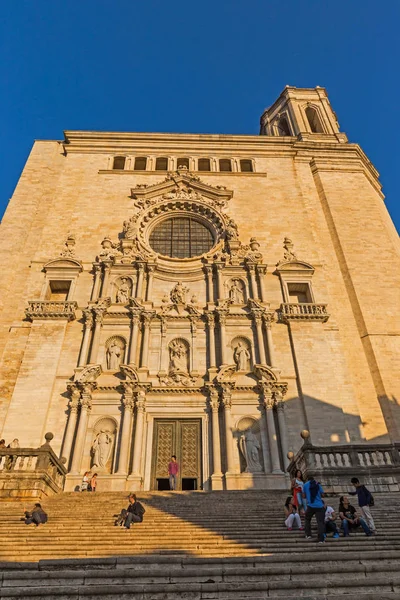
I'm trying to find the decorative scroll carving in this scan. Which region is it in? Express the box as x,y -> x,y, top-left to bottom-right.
75,364 -> 102,384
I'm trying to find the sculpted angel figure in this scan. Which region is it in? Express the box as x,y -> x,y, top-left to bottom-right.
92,430 -> 113,469
225,218 -> 239,240
169,340 -> 189,374
170,281 -> 189,304
106,340 -> 122,370
116,278 -> 131,304
122,214 -> 138,239
233,341 -> 251,371
240,430 -> 262,473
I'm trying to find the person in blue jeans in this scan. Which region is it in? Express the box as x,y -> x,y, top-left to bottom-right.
339,495 -> 371,536
303,475 -> 326,543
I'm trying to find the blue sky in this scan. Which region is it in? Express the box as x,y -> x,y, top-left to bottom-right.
1,0 -> 399,232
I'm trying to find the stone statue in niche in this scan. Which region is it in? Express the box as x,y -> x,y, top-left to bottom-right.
170,282 -> 189,304
240,430 -> 262,473
106,340 -> 123,370
228,279 -> 244,304
92,430 -> 113,470
233,341 -> 251,371
116,277 -> 131,304
169,340 -> 189,374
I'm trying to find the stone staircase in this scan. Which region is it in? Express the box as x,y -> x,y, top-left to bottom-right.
0,490 -> 399,598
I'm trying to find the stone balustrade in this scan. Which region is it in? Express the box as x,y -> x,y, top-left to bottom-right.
25,300 -> 78,320
287,432 -> 400,492
279,302 -> 329,322
0,433 -> 67,498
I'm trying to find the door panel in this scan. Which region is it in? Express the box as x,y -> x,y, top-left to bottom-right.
151,419 -> 201,490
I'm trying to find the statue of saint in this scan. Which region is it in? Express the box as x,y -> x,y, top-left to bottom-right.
169,340 -> 189,373
228,279 -> 244,304
233,342 -> 250,371
116,278 -> 131,303
106,340 -> 122,370
240,430 -> 262,473
170,281 -> 189,304
92,430 -> 113,469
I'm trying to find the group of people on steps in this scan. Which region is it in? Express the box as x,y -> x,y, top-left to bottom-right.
286,470 -> 376,543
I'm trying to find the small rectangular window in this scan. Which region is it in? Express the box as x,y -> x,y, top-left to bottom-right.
177,158 -> 189,169
46,280 -> 71,301
134,157 -> 147,171
219,159 -> 232,172
198,158 -> 211,171
113,156 -> 126,170
240,160 -> 253,172
156,157 -> 168,170
287,283 -> 311,303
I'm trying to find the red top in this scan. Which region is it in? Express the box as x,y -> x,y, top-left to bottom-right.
168,461 -> 179,475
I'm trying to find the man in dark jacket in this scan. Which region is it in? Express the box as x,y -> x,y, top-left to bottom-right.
349,477 -> 376,534
23,503 -> 48,526
124,494 -> 145,530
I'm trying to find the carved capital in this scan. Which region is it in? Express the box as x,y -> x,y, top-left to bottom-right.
67,384 -> 80,414
147,264 -> 156,274
142,311 -> 155,327
217,309 -> 228,326
205,312 -> 215,327
263,311 -> 275,329
264,396 -> 275,410
122,389 -> 135,411
252,310 -> 263,324
93,263 -> 102,275
203,265 -> 213,275
258,380 -> 272,399
214,262 -> 224,272
137,262 -> 146,272
256,265 -> 267,275
82,308 -> 94,327
93,307 -> 106,324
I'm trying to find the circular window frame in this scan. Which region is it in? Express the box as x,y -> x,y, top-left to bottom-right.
137,199 -> 225,263
149,215 -> 215,260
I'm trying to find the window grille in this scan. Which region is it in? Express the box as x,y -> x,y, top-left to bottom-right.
149,217 -> 214,258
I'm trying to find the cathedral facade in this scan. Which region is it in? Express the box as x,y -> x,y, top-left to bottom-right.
0,86 -> 399,492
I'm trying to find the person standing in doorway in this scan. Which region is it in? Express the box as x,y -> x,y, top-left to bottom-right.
168,455 -> 179,490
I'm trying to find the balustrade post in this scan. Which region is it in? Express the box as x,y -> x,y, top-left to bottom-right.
206,313 -> 216,368
62,384 -> 80,467
91,264 -> 102,301
70,383 -> 95,474
116,383 -> 135,475
78,309 -> 94,367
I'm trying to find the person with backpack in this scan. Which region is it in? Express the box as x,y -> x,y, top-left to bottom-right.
349,477 -> 376,534
123,493 -> 146,530
303,475 -> 326,544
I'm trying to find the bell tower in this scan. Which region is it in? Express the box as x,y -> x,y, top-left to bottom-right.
260,85 -> 348,143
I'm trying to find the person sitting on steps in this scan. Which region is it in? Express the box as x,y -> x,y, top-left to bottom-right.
324,503 -> 340,538
339,495 -> 372,537
117,493 -> 145,530
284,495 -> 303,531
23,503 -> 48,526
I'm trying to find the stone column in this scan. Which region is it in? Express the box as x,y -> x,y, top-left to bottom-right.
215,263 -> 224,300
146,264 -> 155,301
248,265 -> 259,300
253,312 -> 267,365
140,312 -> 153,369
159,317 -> 168,372
258,401 -> 272,473
62,384 -> 80,467
256,265 -> 267,303
209,388 -> 223,481
190,317 -> 199,373
78,309 -> 93,367
263,312 -> 276,368
100,261 -> 112,298
204,266 -> 214,303
88,308 -> 105,364
70,384 -> 94,474
206,313 -> 216,368
221,385 -> 235,474
275,391 -> 289,469
136,263 -> 145,299
130,388 -> 146,485
261,385 -> 282,474
128,311 -> 141,365
91,264 -> 102,301
217,310 -> 228,365
116,383 -> 135,475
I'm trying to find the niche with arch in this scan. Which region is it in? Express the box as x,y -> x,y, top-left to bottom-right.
105,335 -> 127,371
113,276 -> 134,304
226,277 -> 247,304
90,417 -> 118,473
236,417 -> 263,473
168,337 -> 190,374
305,106 -> 324,133
231,336 -> 252,372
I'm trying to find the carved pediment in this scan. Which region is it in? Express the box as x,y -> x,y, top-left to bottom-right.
43,258 -> 83,272
75,364 -> 102,383
120,364 -> 139,382
275,260 -> 315,274
216,364 -> 237,382
131,171 -> 233,210
253,364 -> 278,383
